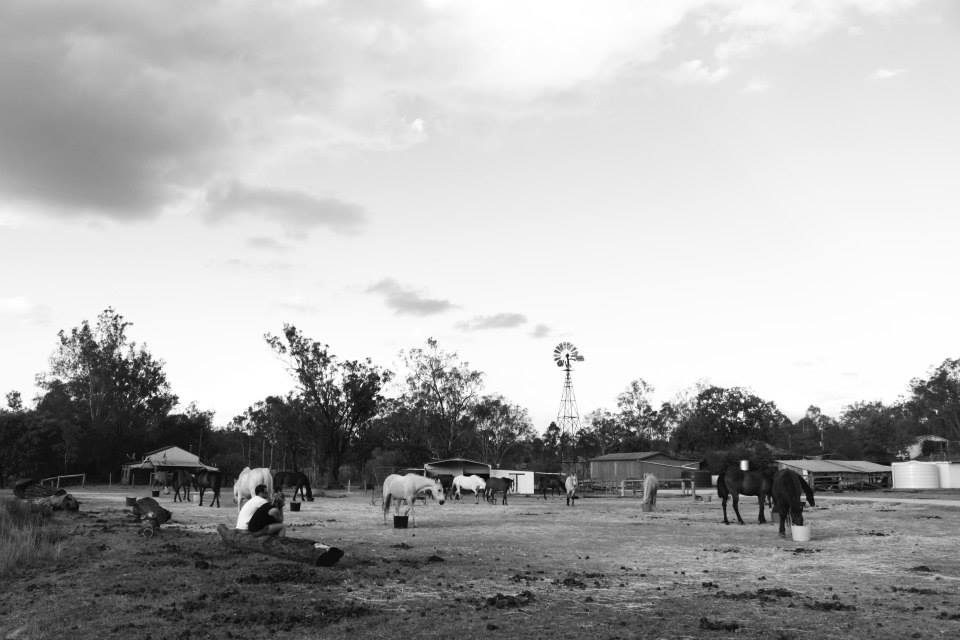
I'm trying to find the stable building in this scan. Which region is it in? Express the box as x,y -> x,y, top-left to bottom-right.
121,445 -> 218,485
776,459 -> 891,490
588,451 -> 699,486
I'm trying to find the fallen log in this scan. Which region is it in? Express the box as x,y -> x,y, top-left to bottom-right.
216,524 -> 343,567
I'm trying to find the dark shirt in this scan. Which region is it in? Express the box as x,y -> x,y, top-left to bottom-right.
247,502 -> 278,532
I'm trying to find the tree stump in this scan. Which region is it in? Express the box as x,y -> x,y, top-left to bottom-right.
216,524 -> 343,567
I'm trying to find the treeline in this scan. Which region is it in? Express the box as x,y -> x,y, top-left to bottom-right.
2,308 -> 959,487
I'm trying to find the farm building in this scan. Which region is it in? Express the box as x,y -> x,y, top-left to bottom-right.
121,445 -> 218,485
588,451 -> 699,487
776,459 -> 891,490
490,469 -> 536,495
423,458 -> 491,479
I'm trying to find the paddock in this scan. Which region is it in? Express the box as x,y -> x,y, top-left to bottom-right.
5,485 -> 960,640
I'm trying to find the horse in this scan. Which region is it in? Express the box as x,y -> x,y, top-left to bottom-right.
717,466 -> 774,525
538,474 -> 565,500
451,474 -> 486,503
234,467 -> 273,511
771,469 -> 816,537
382,473 -> 445,527
642,473 -> 658,509
274,470 -> 314,502
564,474 -> 578,506
193,469 -> 222,507
485,477 -> 514,505
171,470 -> 193,503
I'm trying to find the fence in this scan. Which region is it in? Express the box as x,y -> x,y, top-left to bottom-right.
39,473 -> 86,489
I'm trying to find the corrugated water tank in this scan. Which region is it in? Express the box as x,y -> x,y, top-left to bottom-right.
891,461 -> 940,489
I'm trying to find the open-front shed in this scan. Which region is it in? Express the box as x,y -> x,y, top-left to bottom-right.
776,459 -> 891,490
121,445 -> 218,485
588,451 -> 699,490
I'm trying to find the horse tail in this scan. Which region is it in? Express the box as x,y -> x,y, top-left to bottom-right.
798,475 -> 815,507
383,492 -> 392,519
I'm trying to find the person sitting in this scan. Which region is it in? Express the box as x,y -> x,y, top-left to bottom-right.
236,484 -> 285,537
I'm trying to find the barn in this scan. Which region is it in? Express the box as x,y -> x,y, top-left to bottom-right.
588,451 -> 699,488
121,445 -> 218,485
423,458 -> 491,479
776,459 -> 891,491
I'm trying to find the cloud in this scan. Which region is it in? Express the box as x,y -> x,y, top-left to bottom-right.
367,278 -> 456,316
667,59 -> 730,85
743,79 -> 771,93
205,181 -> 366,237
225,258 -> 294,272
0,296 -> 52,325
530,324 -> 551,338
457,313 -> 528,332
246,236 -> 290,252
869,67 -> 905,80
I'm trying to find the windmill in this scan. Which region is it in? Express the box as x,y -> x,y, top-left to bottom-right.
553,341 -> 584,439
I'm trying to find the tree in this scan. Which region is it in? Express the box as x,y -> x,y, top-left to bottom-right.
472,395 -> 535,467
839,401 -> 914,463
400,338 -> 484,459
908,358 -> 960,440
266,325 -> 391,486
39,308 -> 177,477
616,378 -> 662,442
671,386 -> 782,453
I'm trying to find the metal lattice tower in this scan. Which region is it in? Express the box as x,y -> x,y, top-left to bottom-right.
553,342 -> 584,437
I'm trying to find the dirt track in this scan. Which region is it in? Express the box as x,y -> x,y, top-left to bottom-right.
3,485 -> 960,639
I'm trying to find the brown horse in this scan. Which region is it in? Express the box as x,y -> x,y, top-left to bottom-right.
771,469 -> 816,537
193,469 -> 222,507
485,477 -> 514,505
717,466 -> 774,525
274,470 -> 313,502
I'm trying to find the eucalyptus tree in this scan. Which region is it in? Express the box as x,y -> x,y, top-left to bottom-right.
909,358 -> 960,441
472,394 -> 535,467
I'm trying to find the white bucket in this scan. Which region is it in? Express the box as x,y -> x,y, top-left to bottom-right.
740,460 -> 749,471
791,524 -> 811,542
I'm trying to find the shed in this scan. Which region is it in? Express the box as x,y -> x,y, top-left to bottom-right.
121,446 -> 218,485
490,469 -> 536,495
589,451 -> 699,485
776,459 -> 891,490
423,458 -> 492,479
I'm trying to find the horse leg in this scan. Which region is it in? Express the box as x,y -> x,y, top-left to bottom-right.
757,495 -> 766,524
731,494 -> 745,525
721,496 -> 730,525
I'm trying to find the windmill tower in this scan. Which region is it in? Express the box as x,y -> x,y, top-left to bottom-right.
553,341 -> 584,438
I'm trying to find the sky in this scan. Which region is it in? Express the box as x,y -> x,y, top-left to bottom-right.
1,0 -> 958,433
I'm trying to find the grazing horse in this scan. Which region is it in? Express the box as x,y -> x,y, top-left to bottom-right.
451,474 -> 487,503
233,466 -> 273,511
717,466 -> 774,525
538,474 -> 565,499
274,470 -> 314,502
193,469 -> 222,507
171,470 -> 193,503
486,477 -> 514,505
771,469 -> 816,537
564,474 -> 578,506
382,473 -> 445,527
642,473 -> 658,509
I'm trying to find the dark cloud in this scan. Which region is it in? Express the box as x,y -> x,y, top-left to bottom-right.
457,313 -> 528,331
367,278 -> 455,316
205,182 -> 366,237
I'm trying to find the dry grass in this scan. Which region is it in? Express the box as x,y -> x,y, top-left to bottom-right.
0,498 -> 65,578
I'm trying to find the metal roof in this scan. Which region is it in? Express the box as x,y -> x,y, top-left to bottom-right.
777,459 -> 891,473
590,451 -> 690,462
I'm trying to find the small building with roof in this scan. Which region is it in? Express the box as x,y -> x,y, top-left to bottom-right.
588,451 -> 699,485
776,459 -> 891,490
121,445 -> 218,485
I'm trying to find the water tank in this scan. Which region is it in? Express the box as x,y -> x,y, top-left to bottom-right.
891,461 -> 940,489
949,464 -> 960,490
933,462 -> 953,489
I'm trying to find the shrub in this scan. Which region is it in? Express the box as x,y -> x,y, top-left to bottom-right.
0,498 -> 66,578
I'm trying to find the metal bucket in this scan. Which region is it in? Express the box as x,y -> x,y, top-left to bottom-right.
151,490 -> 160,498
740,460 -> 750,471
290,502 -> 301,512
393,515 -> 409,529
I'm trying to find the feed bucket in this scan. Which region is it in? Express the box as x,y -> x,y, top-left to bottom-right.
290,502 -> 301,512
791,524 -> 811,542
125,497 -> 137,507
393,515 -> 409,529
151,490 -> 160,498
739,460 -> 750,471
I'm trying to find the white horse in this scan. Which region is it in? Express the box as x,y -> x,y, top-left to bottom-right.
642,473 -> 658,509
233,466 -> 273,511
565,473 -> 579,506
382,473 -> 445,527
451,474 -> 487,504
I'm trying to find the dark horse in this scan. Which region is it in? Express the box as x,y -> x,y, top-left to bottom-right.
485,477 -> 514,505
538,474 -> 565,500
771,469 -> 816,537
193,469 -> 222,507
717,466 -> 774,525
171,470 -> 193,503
274,470 -> 314,502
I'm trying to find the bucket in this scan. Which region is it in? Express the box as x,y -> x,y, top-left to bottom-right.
290,502 -> 301,512
739,460 -> 749,471
151,490 -> 160,498
125,497 -> 137,507
791,524 -> 811,542
393,515 -> 409,529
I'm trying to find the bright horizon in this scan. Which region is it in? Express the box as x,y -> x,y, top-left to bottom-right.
1,0 -> 958,432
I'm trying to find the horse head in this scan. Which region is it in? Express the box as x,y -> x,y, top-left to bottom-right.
431,479 -> 446,505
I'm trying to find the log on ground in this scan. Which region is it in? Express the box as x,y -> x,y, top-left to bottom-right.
216,524 -> 343,567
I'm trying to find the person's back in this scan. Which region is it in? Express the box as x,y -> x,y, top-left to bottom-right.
236,484 -> 270,530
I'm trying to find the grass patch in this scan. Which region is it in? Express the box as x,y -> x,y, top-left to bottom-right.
0,498 -> 67,578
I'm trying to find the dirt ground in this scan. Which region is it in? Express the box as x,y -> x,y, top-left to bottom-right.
2,484 -> 960,640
